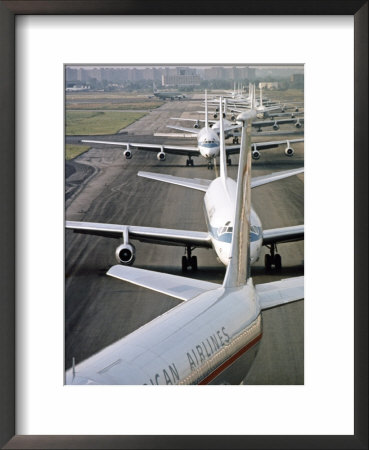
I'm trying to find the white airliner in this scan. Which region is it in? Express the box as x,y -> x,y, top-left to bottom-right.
81,91 -> 220,168
67,99 -> 304,273
65,100 -> 304,385
81,90 -> 303,166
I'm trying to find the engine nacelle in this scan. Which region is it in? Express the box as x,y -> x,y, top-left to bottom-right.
231,115 -> 236,121
252,150 -> 260,160
273,122 -> 280,131
115,243 -> 136,265
123,149 -> 132,159
285,147 -> 294,157
295,121 -> 302,128
213,113 -> 218,119
193,121 -> 199,129
157,151 -> 166,161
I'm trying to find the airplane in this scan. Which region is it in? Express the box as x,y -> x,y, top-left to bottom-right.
81,90 -> 302,167
67,98 -> 304,273
152,81 -> 186,100
169,114 -> 304,139
65,100 -> 304,385
171,89 -> 304,138
81,91 -> 220,168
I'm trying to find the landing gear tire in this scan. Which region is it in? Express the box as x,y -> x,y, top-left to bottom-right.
265,254 -> 272,271
227,158 -> 232,166
274,254 -> 282,272
207,163 -> 214,170
186,159 -> 194,167
190,256 -> 198,271
182,256 -> 188,272
232,137 -> 239,144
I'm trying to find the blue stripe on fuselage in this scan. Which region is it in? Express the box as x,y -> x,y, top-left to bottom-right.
199,142 -> 219,148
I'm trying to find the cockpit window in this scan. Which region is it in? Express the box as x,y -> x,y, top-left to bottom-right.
250,225 -> 258,234
218,223 -> 233,235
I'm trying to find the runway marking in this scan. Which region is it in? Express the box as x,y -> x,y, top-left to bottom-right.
198,333 -> 263,385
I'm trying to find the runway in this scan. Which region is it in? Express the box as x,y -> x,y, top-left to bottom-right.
65,96 -> 304,384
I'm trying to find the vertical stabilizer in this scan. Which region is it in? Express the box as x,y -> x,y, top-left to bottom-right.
219,97 -> 228,182
205,90 -> 209,130
251,84 -> 256,110
223,107 -> 256,288
260,85 -> 263,107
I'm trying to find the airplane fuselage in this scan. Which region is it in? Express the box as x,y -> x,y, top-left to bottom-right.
66,278 -> 262,385
204,177 -> 263,266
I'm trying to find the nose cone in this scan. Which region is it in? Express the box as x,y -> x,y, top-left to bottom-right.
199,144 -> 219,159
215,242 -> 232,266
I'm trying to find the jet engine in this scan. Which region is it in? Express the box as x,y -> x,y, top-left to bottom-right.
115,243 -> 136,265
213,113 -> 218,119
193,121 -> 200,129
123,149 -> 132,159
252,150 -> 261,160
284,146 -> 294,157
295,120 -> 302,128
157,151 -> 166,161
273,122 -> 280,131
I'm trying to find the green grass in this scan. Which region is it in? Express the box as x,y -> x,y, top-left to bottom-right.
65,110 -> 147,135
65,144 -> 91,160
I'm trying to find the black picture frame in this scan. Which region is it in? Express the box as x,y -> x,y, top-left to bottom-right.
1,1 -> 367,449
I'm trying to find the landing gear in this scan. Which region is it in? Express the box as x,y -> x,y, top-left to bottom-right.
264,243 -> 282,272
181,246 -> 198,272
207,161 -> 214,170
232,137 -> 239,144
227,158 -> 232,166
186,158 -> 194,167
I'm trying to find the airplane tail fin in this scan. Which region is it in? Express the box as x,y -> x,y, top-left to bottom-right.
223,102 -> 256,288
260,85 -> 263,107
205,90 -> 209,130
219,97 -> 228,182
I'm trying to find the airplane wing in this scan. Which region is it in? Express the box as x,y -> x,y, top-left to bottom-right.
66,221 -> 212,248
256,276 -> 304,310
262,225 -> 304,245
107,265 -> 220,302
81,140 -> 200,157
170,117 -> 211,123
253,138 -> 304,150
251,167 -> 304,188
138,171 -> 212,192
252,118 -> 304,129
225,138 -> 304,155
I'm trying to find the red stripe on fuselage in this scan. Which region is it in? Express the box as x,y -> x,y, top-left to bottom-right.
198,333 -> 262,385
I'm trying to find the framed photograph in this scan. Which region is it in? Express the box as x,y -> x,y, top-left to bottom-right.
1,1 -> 367,449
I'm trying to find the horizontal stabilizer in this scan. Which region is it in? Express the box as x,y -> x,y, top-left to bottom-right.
256,276 -> 304,310
107,265 -> 220,302
251,167 -> 304,188
138,171 -> 211,192
167,125 -> 200,134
